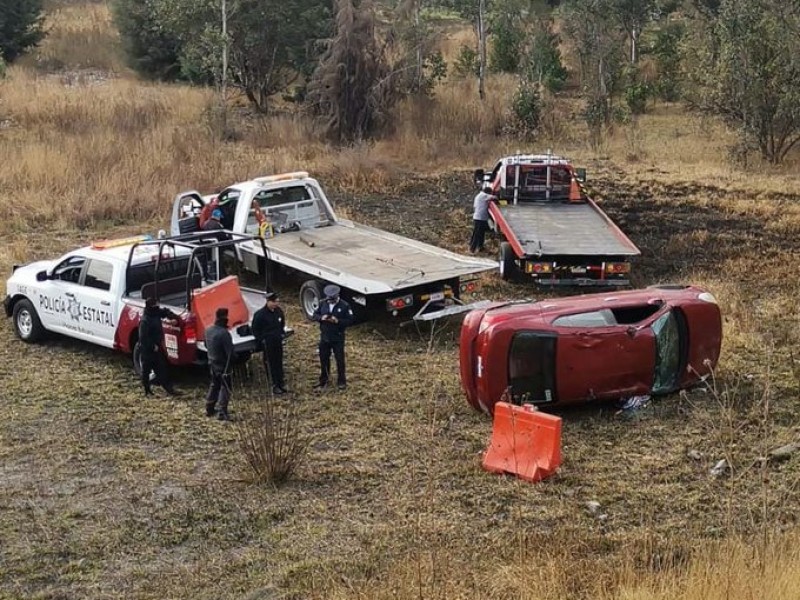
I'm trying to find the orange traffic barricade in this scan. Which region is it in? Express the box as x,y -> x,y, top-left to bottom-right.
191,275 -> 249,339
482,402 -> 562,483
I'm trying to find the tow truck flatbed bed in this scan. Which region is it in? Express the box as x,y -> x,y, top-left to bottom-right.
495,202 -> 640,257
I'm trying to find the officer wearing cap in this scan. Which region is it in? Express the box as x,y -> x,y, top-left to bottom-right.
252,291 -> 288,395
311,284 -> 354,390
201,207 -> 230,243
205,307 -> 234,420
138,296 -> 180,397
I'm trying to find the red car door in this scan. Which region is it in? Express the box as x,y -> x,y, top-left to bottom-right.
554,308 -> 658,404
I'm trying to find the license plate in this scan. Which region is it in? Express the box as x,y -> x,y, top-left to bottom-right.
430,291 -> 444,301
570,267 -> 587,274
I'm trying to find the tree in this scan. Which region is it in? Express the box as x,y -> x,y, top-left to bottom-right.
687,0 -> 800,163
522,11 -> 567,91
561,0 -> 625,116
448,0 -> 490,99
489,0 -> 527,73
0,0 -> 45,63
112,0 -> 184,80
609,0 -> 655,64
113,0 -> 330,111
396,0 -> 448,95
156,0 -> 331,112
307,0 -> 398,141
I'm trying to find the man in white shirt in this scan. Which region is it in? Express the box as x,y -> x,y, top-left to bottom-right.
469,184 -> 495,253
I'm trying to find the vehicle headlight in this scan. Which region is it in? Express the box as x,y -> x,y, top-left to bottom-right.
698,292 -> 718,304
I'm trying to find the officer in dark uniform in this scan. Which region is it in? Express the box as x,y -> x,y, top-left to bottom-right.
138,296 -> 180,396
205,307 -> 234,421
252,291 -> 289,395
312,285 -> 354,390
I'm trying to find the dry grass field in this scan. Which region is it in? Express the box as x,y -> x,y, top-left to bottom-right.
1,3 -> 799,599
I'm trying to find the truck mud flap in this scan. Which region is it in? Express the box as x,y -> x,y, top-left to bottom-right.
413,299 -> 495,322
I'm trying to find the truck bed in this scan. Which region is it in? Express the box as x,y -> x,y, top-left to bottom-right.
244,220 -> 498,294
494,201 -> 639,257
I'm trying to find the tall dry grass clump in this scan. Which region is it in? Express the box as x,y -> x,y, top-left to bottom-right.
21,2 -> 125,73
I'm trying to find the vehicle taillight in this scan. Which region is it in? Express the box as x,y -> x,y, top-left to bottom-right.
386,295 -> 413,311
526,262 -> 553,274
184,317 -> 197,344
605,262 -> 631,274
460,280 -> 479,294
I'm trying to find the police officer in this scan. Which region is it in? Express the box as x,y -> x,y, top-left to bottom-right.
312,285 -> 354,390
252,291 -> 288,395
138,296 -> 180,396
205,307 -> 234,421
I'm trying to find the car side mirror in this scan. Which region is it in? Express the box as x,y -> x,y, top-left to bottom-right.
575,168 -> 587,183
473,168 -> 485,187
626,325 -> 637,338
36,270 -> 49,282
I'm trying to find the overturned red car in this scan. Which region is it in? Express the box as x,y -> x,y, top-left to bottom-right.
460,285 -> 722,414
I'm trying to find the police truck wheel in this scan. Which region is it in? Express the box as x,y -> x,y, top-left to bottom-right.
299,280 -> 326,321
499,242 -> 518,282
132,341 -> 157,382
12,299 -> 44,343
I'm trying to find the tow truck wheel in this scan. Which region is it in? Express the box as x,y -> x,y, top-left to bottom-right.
499,242 -> 518,282
12,299 -> 44,343
300,280 -> 326,321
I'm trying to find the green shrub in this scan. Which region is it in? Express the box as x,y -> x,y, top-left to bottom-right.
652,21 -> 684,101
525,20 -> 568,92
453,44 -> 479,78
625,81 -> 650,114
511,82 -> 541,139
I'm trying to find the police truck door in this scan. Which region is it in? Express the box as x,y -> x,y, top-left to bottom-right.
76,258 -> 121,348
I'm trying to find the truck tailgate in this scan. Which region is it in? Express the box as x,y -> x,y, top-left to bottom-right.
495,202 -> 640,257
247,221 -> 497,294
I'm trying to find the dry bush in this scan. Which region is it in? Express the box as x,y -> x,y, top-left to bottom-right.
20,3 -> 125,73
234,368 -> 308,486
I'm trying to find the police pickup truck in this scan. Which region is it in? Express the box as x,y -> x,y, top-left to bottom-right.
4,232 -> 269,374
171,171 -> 497,321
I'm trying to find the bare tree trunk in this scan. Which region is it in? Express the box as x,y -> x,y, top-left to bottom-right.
631,26 -> 638,63
478,0 -> 486,100
220,0 -> 229,136
415,2 -> 423,92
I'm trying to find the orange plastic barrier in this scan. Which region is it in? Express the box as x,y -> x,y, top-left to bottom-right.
482,402 -> 562,483
191,275 -> 249,339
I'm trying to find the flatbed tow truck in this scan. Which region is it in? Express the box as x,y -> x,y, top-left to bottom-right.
475,153 -> 640,286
